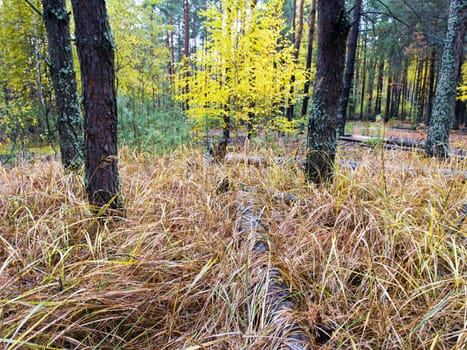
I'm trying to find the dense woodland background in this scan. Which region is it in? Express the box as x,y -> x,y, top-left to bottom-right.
0,0 -> 466,155
1,0 -> 467,349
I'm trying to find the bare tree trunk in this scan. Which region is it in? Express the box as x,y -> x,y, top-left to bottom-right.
359,29 -> 367,120
285,0 -> 305,122
305,0 -> 349,183
375,59 -> 384,116
366,57 -> 376,121
400,64 -> 408,120
451,10 -> 467,130
412,57 -> 423,121
71,0 -> 122,211
300,0 -> 316,120
418,57 -> 428,122
424,49 -> 437,125
183,0 -> 190,110
168,0 -> 175,87
426,0 -> 466,158
336,0 -> 362,135
42,0 -> 83,170
384,74 -> 392,122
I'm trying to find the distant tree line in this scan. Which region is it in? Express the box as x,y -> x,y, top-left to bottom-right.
0,0 -> 465,209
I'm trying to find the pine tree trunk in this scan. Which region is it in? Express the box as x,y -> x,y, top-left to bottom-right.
451,11 -> 467,130
305,0 -> 349,183
71,0 -> 122,211
336,0 -> 362,135
384,74 -> 392,122
359,30 -> 367,120
300,0 -> 316,120
168,0 -> 175,86
183,0 -> 190,110
285,0 -> 304,122
412,58 -> 423,121
418,58 -> 428,122
42,0 -> 83,170
426,0 -> 466,158
366,57 -> 376,121
425,49 -> 437,125
400,64 -> 409,121
375,59 -> 384,116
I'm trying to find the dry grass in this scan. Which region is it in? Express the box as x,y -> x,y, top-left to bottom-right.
0,144 -> 466,349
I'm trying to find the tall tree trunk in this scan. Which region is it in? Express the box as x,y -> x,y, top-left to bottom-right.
305,0 -> 349,183
400,64 -> 409,120
291,0 -> 297,43
418,57 -> 428,122
366,58 -> 376,121
300,0 -> 317,120
374,59 -> 384,116
336,0 -> 362,135
42,0 -> 83,170
426,0 -> 466,158
32,15 -> 51,143
168,0 -> 175,86
384,74 -> 392,122
285,0 -> 305,122
183,0 -> 190,110
451,10 -> 467,130
412,57 -> 423,121
425,49 -> 437,125
359,29 -> 367,120
71,0 -> 122,210
391,73 -> 401,120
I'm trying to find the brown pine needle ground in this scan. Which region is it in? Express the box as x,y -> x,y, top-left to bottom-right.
0,144 -> 466,349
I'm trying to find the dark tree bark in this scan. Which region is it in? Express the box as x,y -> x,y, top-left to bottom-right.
168,0 -> 175,85
42,0 -> 83,170
426,0 -> 466,158
400,64 -> 409,120
182,0 -> 190,110
336,0 -> 362,135
300,0 -> 317,120
366,56 -> 376,121
374,59 -> 384,116
418,57 -> 428,122
71,0 -> 122,210
425,49 -> 437,125
359,29 -> 367,120
285,0 -> 305,122
305,0 -> 349,183
410,57 -> 422,121
451,10 -> 467,130
384,74 -> 392,122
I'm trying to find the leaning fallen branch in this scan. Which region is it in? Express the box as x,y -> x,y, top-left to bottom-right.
236,192 -> 313,349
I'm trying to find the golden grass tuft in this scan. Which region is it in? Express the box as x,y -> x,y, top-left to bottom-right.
0,144 -> 466,349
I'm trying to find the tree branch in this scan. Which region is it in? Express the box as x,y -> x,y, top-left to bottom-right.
23,0 -> 43,17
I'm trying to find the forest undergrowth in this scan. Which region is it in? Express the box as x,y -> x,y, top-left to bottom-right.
0,143 -> 466,349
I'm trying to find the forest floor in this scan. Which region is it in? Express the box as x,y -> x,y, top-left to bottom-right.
0,123 -> 467,349
351,121 -> 467,149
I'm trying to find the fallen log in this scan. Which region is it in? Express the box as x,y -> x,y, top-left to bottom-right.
225,152 -> 467,180
236,192 -> 313,349
225,152 -> 305,167
384,136 -> 425,148
339,135 -> 466,159
339,135 -> 425,151
388,125 -> 417,131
